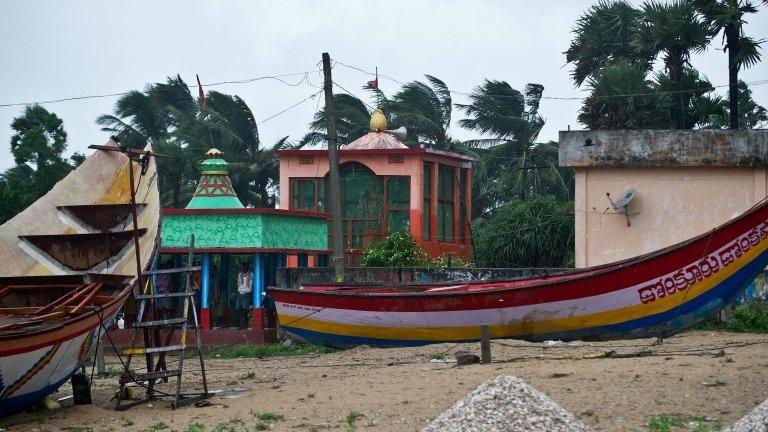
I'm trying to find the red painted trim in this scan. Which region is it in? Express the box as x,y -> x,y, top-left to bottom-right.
269,200 -> 768,312
163,207 -> 331,219
252,307 -> 266,331
276,148 -> 475,162
159,247 -> 332,254
200,308 -> 212,330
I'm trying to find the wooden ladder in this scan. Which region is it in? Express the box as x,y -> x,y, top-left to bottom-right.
116,235 -> 208,410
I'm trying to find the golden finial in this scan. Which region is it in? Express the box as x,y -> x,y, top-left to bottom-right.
370,109 -> 388,132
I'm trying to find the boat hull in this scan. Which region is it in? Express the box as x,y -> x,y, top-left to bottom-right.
271,202 -> 768,349
0,288 -> 125,414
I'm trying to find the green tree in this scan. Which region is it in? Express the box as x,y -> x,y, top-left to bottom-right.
457,81 -> 571,215
472,196 -> 575,268
360,229 -> 428,267
98,75 -> 284,208
301,93 -> 371,146
578,60 -> 662,129
565,0 -> 649,86
693,0 -> 763,129
704,80 -> 768,128
1,105 -> 79,223
384,75 -> 457,150
653,66 -> 726,129
634,0 -> 712,129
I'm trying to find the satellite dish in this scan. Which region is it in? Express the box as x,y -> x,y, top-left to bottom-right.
612,187 -> 636,213
607,187 -> 636,227
385,126 -> 407,142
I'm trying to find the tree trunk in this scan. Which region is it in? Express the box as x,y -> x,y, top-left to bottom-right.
726,23 -> 740,129
669,57 -> 685,130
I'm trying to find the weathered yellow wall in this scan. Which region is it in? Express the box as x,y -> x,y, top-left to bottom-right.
575,166 -> 768,267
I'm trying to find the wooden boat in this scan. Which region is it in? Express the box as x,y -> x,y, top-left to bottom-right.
0,140 -> 160,415
269,197 -> 768,349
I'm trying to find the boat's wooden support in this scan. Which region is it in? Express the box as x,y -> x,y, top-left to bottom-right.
480,325 -> 492,364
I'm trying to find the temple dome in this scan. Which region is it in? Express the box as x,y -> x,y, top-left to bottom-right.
341,109 -> 407,150
370,109 -> 388,131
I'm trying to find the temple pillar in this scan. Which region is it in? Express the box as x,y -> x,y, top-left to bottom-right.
200,253 -> 212,329
298,253 -> 308,268
252,253 -> 265,331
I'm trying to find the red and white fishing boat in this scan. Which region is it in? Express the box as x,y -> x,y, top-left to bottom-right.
269,197 -> 768,348
0,140 -> 160,415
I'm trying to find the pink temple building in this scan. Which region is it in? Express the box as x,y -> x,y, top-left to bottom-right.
277,110 -> 474,265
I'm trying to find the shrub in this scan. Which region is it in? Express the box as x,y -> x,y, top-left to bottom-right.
360,229 -> 428,268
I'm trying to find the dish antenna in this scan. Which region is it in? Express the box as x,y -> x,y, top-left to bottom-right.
607,187 -> 636,227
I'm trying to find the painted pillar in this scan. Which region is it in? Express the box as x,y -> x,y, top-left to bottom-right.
221,254 -> 231,327
252,253 -> 265,332
298,253 -> 308,268
200,253 -> 212,329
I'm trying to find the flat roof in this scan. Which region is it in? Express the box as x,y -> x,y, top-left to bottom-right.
559,129 -> 768,167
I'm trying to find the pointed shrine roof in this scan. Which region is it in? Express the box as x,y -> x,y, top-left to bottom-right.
186,148 -> 244,209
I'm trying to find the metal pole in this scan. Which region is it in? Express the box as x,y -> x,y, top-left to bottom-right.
322,52 -> 345,282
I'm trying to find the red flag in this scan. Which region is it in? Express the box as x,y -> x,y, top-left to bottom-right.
196,74 -> 207,110
364,67 -> 378,90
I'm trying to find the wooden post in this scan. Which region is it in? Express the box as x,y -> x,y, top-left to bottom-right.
322,52 -> 345,282
96,341 -> 106,376
480,324 -> 491,364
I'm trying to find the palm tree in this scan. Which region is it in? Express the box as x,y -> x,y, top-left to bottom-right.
457,81 -> 570,213
565,0 -> 649,87
693,0 -> 763,129
384,75 -> 455,149
653,67 -> 725,129
634,1 -> 712,129
579,60 -> 662,130
301,93 -> 371,147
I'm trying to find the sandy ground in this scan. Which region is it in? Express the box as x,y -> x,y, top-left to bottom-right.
2,330 -> 768,432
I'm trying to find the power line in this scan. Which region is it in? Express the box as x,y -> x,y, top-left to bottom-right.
0,70 -> 318,109
332,59 -> 768,101
257,90 -> 323,126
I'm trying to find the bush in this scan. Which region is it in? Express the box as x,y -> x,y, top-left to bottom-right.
727,301 -> 768,333
360,229 -> 429,268
472,196 -> 574,268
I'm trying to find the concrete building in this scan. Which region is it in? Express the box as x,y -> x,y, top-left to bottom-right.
277,110 -> 474,265
559,130 -> 768,268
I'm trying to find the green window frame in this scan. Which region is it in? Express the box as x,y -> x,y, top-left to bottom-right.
422,164 -> 431,241
437,165 -> 454,243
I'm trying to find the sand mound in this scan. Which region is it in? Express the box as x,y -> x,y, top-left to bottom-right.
421,375 -> 592,432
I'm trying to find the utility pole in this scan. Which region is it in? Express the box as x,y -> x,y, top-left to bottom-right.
322,52 -> 345,281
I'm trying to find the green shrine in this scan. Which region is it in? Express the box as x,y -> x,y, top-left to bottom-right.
159,149 -> 330,334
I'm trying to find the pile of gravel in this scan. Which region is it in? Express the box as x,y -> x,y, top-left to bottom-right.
723,398 -> 768,432
421,375 -> 592,432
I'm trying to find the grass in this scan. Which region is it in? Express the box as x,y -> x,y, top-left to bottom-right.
142,422 -> 169,432
646,413 -> 721,431
695,301 -> 768,333
183,424 -> 205,432
428,352 -> 446,361
208,342 -> 333,359
345,410 -> 362,431
252,411 -> 285,422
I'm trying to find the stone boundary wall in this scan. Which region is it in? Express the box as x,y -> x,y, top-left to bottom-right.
276,267 -> 571,289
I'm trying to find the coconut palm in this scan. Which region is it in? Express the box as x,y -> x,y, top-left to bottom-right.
384,75 -> 455,149
693,0 -> 763,129
634,1 -> 712,129
565,0 -> 649,87
579,60 -> 662,130
301,93 -> 371,147
457,81 -> 571,213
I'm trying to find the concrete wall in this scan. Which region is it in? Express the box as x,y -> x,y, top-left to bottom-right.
573,165 -> 768,267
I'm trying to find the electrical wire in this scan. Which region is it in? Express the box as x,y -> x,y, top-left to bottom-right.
0,70 -> 318,108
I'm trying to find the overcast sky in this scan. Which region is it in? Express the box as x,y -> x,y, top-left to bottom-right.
0,1 -> 766,170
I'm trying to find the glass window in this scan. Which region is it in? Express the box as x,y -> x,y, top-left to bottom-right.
291,179 -> 316,211
423,164 -> 431,240
339,163 -> 383,250
385,177 -> 410,234
460,169 -> 468,243
437,165 -> 454,243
